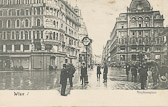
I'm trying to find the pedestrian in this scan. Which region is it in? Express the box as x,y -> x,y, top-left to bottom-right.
126,64 -> 130,81
81,63 -> 87,85
67,63 -> 76,87
151,67 -> 158,86
97,64 -> 101,81
131,64 -> 137,82
139,64 -> 148,90
103,63 -> 108,83
60,64 -> 68,96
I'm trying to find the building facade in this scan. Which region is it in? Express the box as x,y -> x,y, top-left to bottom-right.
0,0 -> 83,71
104,0 -> 165,66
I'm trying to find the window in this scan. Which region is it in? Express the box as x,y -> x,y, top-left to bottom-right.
33,31 -> 35,39
25,19 -> 29,27
37,31 -> 39,39
41,31 -> 43,39
15,45 -> 20,50
25,31 -> 28,40
16,10 -> 20,16
53,32 -> 56,40
16,20 -> 20,27
21,31 -> 24,39
12,32 -> 15,39
7,20 -> 11,28
25,10 -> 29,15
3,32 -> 6,39
24,45 -> 29,50
0,45 -> 3,51
37,19 -> 40,26
8,10 -> 12,16
29,31 -> 31,39
16,31 -> 19,40
138,17 -> 143,27
6,45 -> 12,50
0,20 -> 3,28
0,11 -> 2,16
131,55 -> 136,61
53,21 -> 56,26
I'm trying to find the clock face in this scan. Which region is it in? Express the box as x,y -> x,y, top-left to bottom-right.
82,37 -> 91,46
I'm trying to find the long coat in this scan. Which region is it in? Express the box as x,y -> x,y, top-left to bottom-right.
60,68 -> 68,85
139,67 -> 148,81
81,66 -> 87,77
103,65 -> 108,79
97,66 -> 101,74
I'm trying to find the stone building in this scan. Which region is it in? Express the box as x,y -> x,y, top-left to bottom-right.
106,0 -> 165,66
0,0 -> 83,71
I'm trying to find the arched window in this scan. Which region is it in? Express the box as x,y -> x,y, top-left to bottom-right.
25,31 -> 28,40
7,20 -> 11,28
16,19 -> 20,27
25,19 -> 29,27
25,10 -> 29,15
37,19 -> 40,26
8,9 -> 12,16
12,31 -> 15,39
138,17 -> 143,27
130,17 -> 136,27
144,17 -> 150,27
53,21 -> 56,26
21,31 -> 24,39
53,32 -> 56,40
0,20 -> 3,28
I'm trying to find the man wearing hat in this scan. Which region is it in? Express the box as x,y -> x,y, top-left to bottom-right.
139,64 -> 148,89
60,64 -> 68,96
81,62 -> 87,85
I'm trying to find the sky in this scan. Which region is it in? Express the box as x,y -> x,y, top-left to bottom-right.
69,0 -> 168,56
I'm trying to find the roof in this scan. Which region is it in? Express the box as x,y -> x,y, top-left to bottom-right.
129,0 -> 151,12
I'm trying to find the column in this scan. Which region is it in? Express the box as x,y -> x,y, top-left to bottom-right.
21,44 -> 23,52
3,45 -> 6,52
12,44 -> 14,52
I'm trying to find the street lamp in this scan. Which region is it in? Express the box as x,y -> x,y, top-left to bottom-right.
82,36 -> 92,84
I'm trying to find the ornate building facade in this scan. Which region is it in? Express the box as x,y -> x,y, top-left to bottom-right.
0,0 -> 83,70
104,0 -> 165,66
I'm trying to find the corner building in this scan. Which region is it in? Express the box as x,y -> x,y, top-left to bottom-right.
109,0 -> 165,66
0,0 -> 82,70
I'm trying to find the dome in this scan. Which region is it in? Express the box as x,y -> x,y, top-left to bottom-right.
129,0 -> 151,12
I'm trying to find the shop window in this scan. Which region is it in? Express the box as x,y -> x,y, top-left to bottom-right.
24,45 -> 29,50
6,45 -> 12,50
15,45 -> 20,50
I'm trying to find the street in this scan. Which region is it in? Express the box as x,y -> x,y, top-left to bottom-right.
0,67 -> 140,90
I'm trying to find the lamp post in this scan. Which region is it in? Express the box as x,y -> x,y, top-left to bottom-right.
82,36 -> 92,83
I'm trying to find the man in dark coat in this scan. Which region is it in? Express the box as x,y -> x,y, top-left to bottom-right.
81,63 -> 87,85
103,63 -> 108,83
97,64 -> 101,80
67,63 -> 76,87
131,64 -> 138,82
60,64 -> 68,96
139,64 -> 148,89
126,64 -> 130,81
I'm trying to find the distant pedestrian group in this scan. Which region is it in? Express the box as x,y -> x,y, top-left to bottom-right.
126,63 -> 168,90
